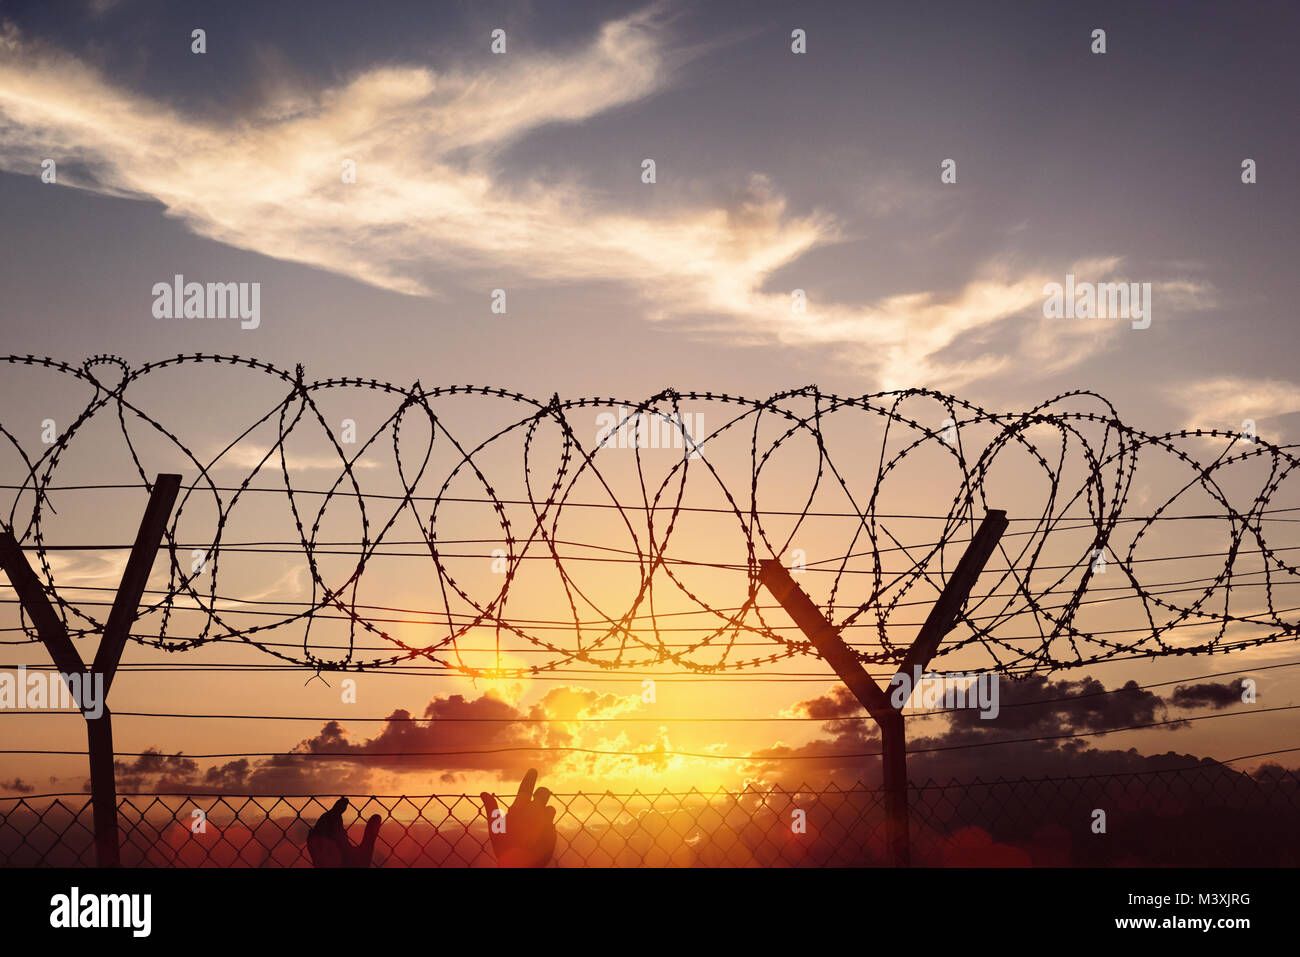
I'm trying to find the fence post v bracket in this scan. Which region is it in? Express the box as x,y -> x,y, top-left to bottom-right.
0,473 -> 181,867
757,508 -> 1007,867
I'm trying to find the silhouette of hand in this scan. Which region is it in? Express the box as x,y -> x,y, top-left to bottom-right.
480,768 -> 557,868
307,798 -> 382,867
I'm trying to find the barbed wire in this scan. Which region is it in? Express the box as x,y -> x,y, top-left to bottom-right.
2,352 -> 1299,678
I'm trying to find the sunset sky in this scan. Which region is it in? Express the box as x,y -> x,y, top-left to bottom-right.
1,0 -> 1298,808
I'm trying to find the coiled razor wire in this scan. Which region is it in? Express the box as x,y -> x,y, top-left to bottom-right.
1,353 -> 1298,679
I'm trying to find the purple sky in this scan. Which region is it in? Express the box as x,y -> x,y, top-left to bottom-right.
1,0 -> 1298,799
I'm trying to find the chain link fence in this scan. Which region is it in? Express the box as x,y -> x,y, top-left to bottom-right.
2,764 -> 1297,867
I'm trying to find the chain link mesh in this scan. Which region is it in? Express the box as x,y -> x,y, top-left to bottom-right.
2,765 -> 1296,867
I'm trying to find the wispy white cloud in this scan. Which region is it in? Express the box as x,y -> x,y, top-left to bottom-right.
0,11 -> 1184,390
1168,375 -> 1300,440
212,445 -> 381,473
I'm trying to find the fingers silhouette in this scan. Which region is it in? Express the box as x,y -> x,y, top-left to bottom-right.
306,797 -> 383,868
358,813 -> 382,863
482,768 -> 557,868
515,767 -> 537,804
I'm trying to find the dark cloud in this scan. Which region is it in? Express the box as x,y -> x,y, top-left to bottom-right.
789,674 -> 1175,736
944,676 -> 1170,737
792,684 -> 862,720
745,673 -> 1244,787
0,778 -> 35,794
287,691 -> 549,776
88,686 -> 633,795
1171,679 -> 1246,710
87,748 -> 201,793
